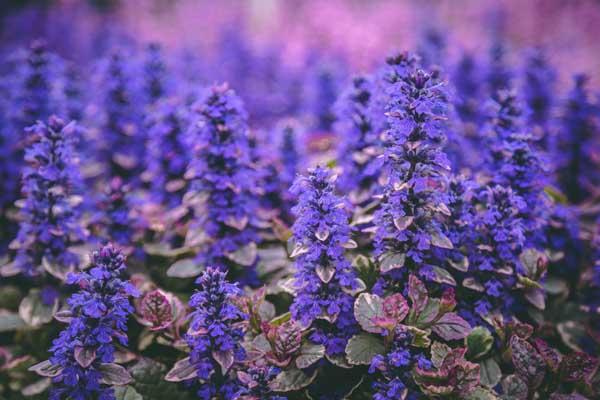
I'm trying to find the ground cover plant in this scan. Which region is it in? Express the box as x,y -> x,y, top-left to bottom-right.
0,2 -> 600,399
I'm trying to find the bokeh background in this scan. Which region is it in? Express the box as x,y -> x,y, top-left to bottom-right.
2,0 -> 600,84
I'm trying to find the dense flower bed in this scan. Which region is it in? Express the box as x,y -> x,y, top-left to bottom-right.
0,8 -> 600,400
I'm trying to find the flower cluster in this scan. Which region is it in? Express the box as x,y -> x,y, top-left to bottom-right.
374,60 -> 453,292
289,166 -> 359,355
186,84 -> 261,280
144,98 -> 190,207
485,90 -> 548,245
13,116 -> 84,276
555,75 -> 600,203
96,50 -> 143,183
461,185 -> 525,326
185,267 -> 247,399
11,40 -> 55,136
238,365 -> 287,400
521,48 -> 556,150
48,244 -> 138,400
96,177 -> 137,248
369,326 -> 432,400
334,75 -> 383,199
142,43 -> 169,106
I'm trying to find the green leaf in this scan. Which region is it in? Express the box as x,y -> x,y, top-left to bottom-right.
431,313 -> 471,340
544,185 -> 568,204
408,326 -> 432,348
354,293 -> 384,334
19,289 -> 58,327
464,387 -> 500,400
325,353 -> 352,369
479,358 -> 501,388
115,386 -> 143,400
166,258 -> 203,278
295,343 -> 325,369
415,298 -> 440,326
345,333 -> 386,365
0,312 -> 27,332
466,327 -> 494,360
270,368 -> 317,392
379,253 -> 406,273
270,312 -> 292,326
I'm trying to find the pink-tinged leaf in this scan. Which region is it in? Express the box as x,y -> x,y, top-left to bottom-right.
165,357 -> 198,382
532,338 -> 561,372
393,216 -> 414,231
431,232 -> 453,249
315,264 -> 335,283
511,322 -> 534,340
98,363 -> 133,386
353,293 -> 385,334
431,313 -> 471,341
28,360 -> 63,377
408,274 -> 428,315
315,228 -> 330,242
510,335 -> 546,388
224,215 -> 248,231
383,293 -> 409,323
237,371 -> 258,388
212,349 -> 234,374
138,290 -> 173,330
440,288 -> 457,312
53,309 -> 73,323
559,352 -> 599,383
74,347 -> 96,368
501,374 -> 528,400
379,253 -> 406,273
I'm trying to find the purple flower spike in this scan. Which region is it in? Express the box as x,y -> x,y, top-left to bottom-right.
374,58 -> 453,292
14,116 -> 85,277
335,75 -> 383,200
185,267 -> 247,399
186,84 -> 261,282
48,244 -> 139,400
290,166 -> 359,356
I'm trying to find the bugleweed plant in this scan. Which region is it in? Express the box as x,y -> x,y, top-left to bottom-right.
1,10 -> 599,400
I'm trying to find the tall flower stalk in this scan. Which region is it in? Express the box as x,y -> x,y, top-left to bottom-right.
521,48 -> 556,151
13,116 -> 85,277
186,84 -> 261,282
145,98 -> 190,207
335,75 -> 383,201
97,50 -> 143,183
374,62 -> 453,293
290,166 -> 360,356
555,75 -> 600,203
185,267 -> 247,399
47,244 -> 139,400
486,90 -> 548,246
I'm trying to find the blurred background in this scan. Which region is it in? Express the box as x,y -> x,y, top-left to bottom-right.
1,0 -> 600,84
